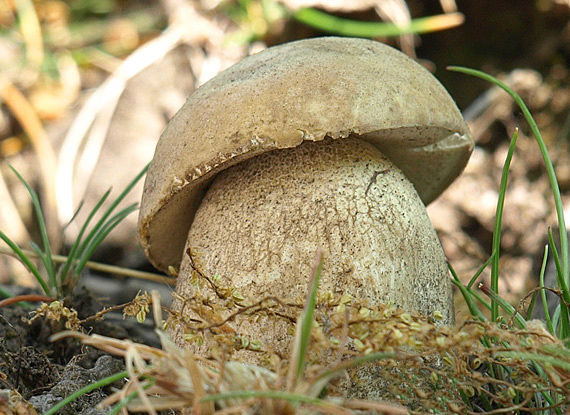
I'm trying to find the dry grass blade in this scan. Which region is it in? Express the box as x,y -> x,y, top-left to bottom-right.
279,0 -> 458,14
418,11 -> 464,31
50,330 -> 165,360
188,354 -> 214,415
125,345 -> 158,415
0,168 -> 33,286
13,0 -> 44,67
0,245 -> 175,284
374,0 -> 415,56
56,1 -> 224,229
286,250 -> 323,392
278,0 -> 379,12
438,0 -> 458,12
56,24 -> 185,226
0,77 -> 59,247
0,164 -> 29,244
55,22 -> 189,226
342,399 -> 408,414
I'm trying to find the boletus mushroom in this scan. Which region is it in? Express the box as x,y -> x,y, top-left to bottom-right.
139,37 -> 473,354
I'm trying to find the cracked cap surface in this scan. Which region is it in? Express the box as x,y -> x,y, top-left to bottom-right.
138,36 -> 473,272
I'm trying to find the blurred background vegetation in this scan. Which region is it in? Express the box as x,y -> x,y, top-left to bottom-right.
1,0 -> 570,321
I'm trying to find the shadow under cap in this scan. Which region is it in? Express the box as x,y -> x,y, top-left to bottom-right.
138,36 -> 473,273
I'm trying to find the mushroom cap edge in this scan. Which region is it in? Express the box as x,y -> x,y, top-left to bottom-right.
138,36 -> 474,272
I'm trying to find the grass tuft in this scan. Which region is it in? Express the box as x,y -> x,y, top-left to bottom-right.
0,164 -> 149,300
449,66 -> 570,340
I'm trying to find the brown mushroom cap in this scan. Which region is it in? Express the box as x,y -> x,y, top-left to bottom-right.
139,36 -> 473,272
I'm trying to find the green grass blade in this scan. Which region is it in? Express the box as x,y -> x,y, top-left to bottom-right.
9,166 -> 56,292
467,254 -> 494,289
109,377 -> 155,415
62,199 -> 84,231
490,128 -> 519,321
553,305 -> 561,334
291,252 -> 323,387
58,189 -> 111,285
0,230 -> 48,294
200,389 -> 367,412
547,228 -> 564,292
292,8 -> 463,38
498,350 -> 570,371
476,392 -> 494,411
478,283 -> 527,328
59,164 -> 148,293
542,343 -> 570,358
513,347 -> 561,413
72,204 -> 138,278
548,228 -> 570,338
0,285 -> 12,299
29,240 -> 45,257
539,245 -> 555,334
29,240 -> 52,289
448,67 -> 570,338
75,164 -> 148,269
41,370 -> 127,415
449,262 -> 489,321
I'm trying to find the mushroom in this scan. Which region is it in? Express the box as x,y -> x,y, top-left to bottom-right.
138,37 -> 473,353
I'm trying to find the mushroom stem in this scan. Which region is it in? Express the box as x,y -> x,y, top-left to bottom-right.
173,137 -> 453,354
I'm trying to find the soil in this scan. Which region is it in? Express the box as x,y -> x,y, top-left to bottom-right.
0,287 -> 159,415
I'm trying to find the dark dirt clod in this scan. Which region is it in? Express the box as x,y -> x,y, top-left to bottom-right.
28,355 -> 124,415
0,288 -> 138,414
